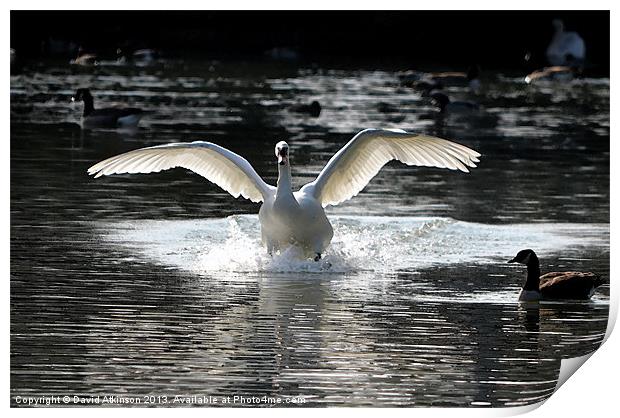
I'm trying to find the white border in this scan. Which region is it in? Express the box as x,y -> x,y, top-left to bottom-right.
4,2 -> 616,417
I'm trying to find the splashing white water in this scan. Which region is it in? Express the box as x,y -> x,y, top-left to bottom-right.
100,215 -> 608,276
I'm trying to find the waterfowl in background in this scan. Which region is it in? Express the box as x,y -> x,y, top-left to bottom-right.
508,249 -> 606,301
132,49 -> 159,66
429,65 -> 481,91
265,46 -> 300,61
546,19 -> 586,66
376,102 -> 405,123
96,48 -> 128,67
88,128 -> 480,261
289,100 -> 321,117
430,91 -> 480,114
401,65 -> 481,93
70,48 -> 98,66
525,66 -> 580,84
72,88 -> 146,129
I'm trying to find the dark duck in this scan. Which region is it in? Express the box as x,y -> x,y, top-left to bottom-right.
508,249 -> 606,301
72,88 -> 147,129
289,100 -> 321,118
429,91 -> 480,114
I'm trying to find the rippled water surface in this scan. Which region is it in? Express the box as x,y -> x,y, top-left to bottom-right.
11,59 -> 609,407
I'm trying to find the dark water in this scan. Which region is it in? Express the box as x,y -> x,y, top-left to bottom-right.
11,59 -> 609,407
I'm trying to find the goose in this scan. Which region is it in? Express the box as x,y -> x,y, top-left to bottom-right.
524,66 -> 579,84
429,65 -> 481,90
546,19 -> 586,66
87,128 -> 480,260
132,49 -> 159,66
404,65 -> 481,93
70,48 -> 98,66
429,91 -> 480,114
72,88 -> 147,129
508,249 -> 606,301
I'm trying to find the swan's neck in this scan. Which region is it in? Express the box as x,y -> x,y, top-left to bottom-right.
276,163 -> 294,199
523,255 -> 541,291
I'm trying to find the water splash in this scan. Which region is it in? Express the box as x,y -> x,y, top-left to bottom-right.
100,215 -> 608,276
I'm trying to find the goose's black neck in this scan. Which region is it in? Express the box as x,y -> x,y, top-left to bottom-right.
80,92 -> 95,116
523,254 -> 541,291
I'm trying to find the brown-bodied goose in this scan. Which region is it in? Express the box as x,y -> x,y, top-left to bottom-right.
72,88 -> 146,129
508,249 -> 606,301
525,66 -> 579,84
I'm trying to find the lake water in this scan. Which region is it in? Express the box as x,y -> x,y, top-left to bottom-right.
10,59 -> 609,407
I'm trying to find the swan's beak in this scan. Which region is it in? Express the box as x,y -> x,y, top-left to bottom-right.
508,258 -> 516,263
277,149 -> 288,165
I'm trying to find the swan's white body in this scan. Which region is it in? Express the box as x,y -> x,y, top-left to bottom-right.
259,174 -> 334,256
88,128 -> 480,259
546,19 -> 586,66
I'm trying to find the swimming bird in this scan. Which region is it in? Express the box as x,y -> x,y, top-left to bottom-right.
70,48 -> 98,66
429,91 -> 480,114
429,65 -> 481,91
524,66 -> 579,84
132,49 -> 159,66
403,65 -> 481,93
87,129 -> 480,260
546,19 -> 586,66
72,88 -> 147,129
508,249 -> 605,301
289,100 -> 321,117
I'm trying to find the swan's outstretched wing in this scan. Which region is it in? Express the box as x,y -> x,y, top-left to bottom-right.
306,129 -> 481,207
87,141 -> 274,203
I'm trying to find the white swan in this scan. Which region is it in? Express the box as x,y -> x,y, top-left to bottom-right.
546,19 -> 586,66
88,128 -> 480,260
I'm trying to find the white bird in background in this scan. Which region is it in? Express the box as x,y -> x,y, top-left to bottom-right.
546,19 -> 586,66
88,129 -> 481,260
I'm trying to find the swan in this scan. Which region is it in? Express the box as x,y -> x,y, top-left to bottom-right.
88,128 -> 481,260
546,19 -> 586,66
72,88 -> 147,129
508,249 -> 606,301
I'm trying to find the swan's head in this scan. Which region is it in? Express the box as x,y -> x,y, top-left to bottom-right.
552,19 -> 564,32
508,249 -> 538,265
275,141 -> 289,166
